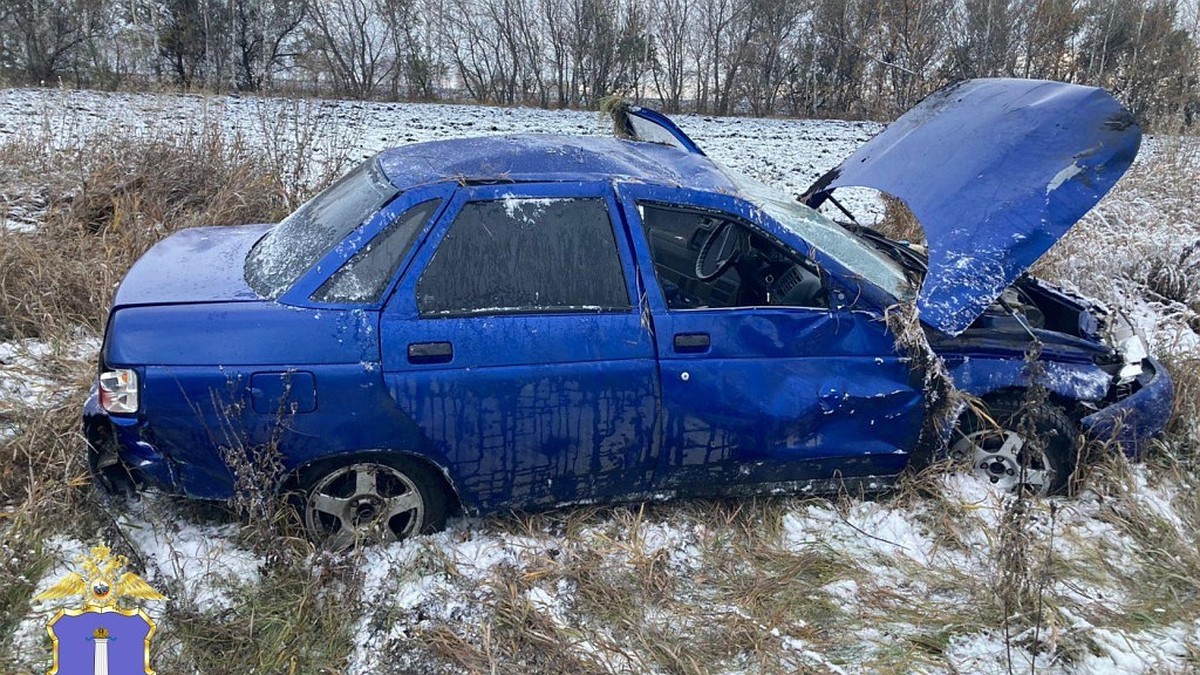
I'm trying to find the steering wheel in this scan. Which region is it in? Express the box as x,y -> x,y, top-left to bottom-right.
694,221 -> 743,281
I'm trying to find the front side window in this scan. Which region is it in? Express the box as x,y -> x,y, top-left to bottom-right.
417,197 -> 630,316
639,202 -> 828,310
246,158 -> 398,298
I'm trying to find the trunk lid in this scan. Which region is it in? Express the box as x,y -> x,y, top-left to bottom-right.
113,224 -> 271,309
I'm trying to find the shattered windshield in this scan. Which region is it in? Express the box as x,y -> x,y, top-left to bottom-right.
725,168 -> 912,300
245,158 -> 398,298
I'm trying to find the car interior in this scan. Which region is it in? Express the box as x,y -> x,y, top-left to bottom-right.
638,202 -> 828,310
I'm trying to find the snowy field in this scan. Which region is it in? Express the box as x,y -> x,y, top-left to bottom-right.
1,88 -> 1198,674
0,88 -> 885,226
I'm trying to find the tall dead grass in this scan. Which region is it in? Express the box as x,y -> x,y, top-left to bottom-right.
0,115 -> 291,520
873,194 -> 926,245
0,124 -> 286,340
0,116 -> 296,666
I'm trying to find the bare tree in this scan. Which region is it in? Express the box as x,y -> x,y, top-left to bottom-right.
306,0 -> 396,98
1021,0 -> 1081,80
786,0 -> 874,117
650,0 -> 692,111
870,0 -> 951,113
443,0 -> 513,103
949,0 -> 1024,78
1080,0 -> 1196,120
7,0 -> 104,83
159,0 -> 217,87
542,0 -> 575,106
231,0 -> 308,91
739,0 -> 806,116
380,0 -> 445,100
693,0 -> 757,114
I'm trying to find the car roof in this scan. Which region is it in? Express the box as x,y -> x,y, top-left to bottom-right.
376,135 -> 738,193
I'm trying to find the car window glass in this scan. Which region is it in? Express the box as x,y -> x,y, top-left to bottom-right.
627,114 -> 688,152
640,202 -> 828,310
417,197 -> 630,316
245,158 -> 398,298
721,167 -> 911,300
312,200 -> 441,304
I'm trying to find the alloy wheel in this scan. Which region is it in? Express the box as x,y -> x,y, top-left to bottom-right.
304,462 -> 425,549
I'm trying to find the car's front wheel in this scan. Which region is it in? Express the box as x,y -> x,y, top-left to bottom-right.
301,455 -> 448,549
950,394 -> 1079,496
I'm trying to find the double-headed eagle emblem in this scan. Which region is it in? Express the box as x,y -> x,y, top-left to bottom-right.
33,544 -> 166,609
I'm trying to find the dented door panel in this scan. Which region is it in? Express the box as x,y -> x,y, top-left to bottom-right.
613,183 -> 925,492
652,309 -> 923,491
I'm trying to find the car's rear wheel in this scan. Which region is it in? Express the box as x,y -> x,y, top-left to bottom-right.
950,394 -> 1079,496
301,455 -> 448,549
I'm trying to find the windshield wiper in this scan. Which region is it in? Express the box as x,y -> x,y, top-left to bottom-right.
845,225 -> 928,281
823,193 -> 860,226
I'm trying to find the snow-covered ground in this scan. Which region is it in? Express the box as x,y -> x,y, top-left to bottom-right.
0,87 -> 882,225
2,87 -> 1198,674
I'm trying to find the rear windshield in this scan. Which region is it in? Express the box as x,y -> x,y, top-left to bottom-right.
245,158 -> 398,298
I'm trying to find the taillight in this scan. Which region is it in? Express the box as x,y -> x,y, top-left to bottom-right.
99,369 -> 139,414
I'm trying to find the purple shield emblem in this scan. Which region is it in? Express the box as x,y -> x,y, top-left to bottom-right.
47,607 -> 156,675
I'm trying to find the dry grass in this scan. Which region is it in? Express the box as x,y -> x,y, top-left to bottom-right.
368,501 -> 863,674
150,546 -> 357,674
0,112 -> 324,667
0,125 -> 286,340
873,195 -> 925,245
1160,351 -> 1200,443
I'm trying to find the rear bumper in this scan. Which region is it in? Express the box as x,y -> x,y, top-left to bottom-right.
83,384 -> 177,496
1080,357 -> 1174,456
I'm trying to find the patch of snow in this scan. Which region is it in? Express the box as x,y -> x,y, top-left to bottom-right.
119,503 -> 263,612
1079,622 -> 1196,673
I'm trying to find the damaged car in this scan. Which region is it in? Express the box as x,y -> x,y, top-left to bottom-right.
85,78 -> 1173,546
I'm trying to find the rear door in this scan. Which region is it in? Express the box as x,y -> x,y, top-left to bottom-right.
617,183 -> 925,494
379,182 -> 661,512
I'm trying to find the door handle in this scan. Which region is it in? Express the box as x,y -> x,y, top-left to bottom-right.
673,333 -> 710,353
408,341 -> 453,364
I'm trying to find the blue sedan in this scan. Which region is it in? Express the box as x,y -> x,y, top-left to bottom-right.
85,79 -> 1173,547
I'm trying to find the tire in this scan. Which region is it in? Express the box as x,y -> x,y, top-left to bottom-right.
949,393 -> 1079,496
300,454 -> 448,548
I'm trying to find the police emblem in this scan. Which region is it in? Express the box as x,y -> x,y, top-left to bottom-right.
33,544 -> 166,675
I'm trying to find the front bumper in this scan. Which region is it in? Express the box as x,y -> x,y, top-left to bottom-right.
83,384 -> 177,496
1080,356 -> 1174,456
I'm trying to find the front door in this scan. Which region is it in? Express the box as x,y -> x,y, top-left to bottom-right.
380,182 -> 660,512
618,185 -> 925,494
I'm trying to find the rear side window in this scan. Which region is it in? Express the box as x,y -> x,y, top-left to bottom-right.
313,200 -> 441,303
245,158 -> 398,298
417,197 -> 630,316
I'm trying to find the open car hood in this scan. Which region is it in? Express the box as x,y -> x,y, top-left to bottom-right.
804,79 -> 1141,335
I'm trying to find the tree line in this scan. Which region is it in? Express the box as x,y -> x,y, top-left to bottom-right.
1,0 -> 1197,125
